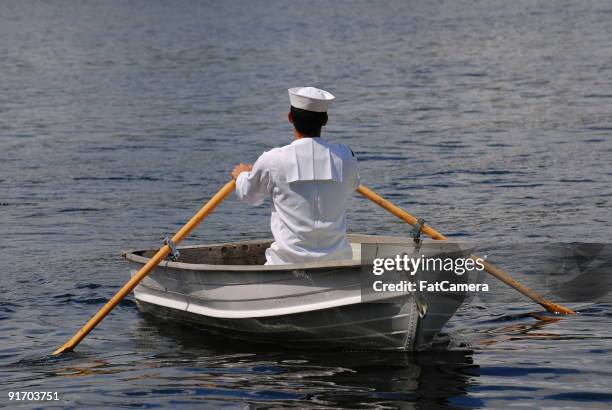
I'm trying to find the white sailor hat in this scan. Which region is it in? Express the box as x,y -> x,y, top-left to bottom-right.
288,86 -> 335,113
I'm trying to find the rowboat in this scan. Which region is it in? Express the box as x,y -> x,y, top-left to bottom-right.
124,234 -> 474,351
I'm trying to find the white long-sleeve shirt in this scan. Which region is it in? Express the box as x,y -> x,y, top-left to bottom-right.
236,137 -> 359,265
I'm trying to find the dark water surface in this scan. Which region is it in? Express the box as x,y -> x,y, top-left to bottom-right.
2,0 -> 612,408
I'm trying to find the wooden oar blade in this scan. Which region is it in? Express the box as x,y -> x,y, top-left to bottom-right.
541,300 -> 576,315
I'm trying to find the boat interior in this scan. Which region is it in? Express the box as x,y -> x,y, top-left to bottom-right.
136,239 -> 365,266
129,234 -> 468,268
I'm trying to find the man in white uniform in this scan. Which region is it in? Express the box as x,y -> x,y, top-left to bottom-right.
231,87 -> 359,265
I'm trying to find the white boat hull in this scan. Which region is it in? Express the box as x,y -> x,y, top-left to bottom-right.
125,234 -> 472,350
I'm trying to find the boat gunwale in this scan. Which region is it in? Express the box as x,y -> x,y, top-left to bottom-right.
122,233 -> 471,272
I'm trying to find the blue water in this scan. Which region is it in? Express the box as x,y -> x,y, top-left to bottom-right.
1,0 -> 611,408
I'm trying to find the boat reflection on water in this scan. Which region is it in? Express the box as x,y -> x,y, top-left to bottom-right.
40,312 -> 571,408
134,313 -> 479,409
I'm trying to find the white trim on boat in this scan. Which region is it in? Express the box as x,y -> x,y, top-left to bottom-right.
135,286 -> 364,318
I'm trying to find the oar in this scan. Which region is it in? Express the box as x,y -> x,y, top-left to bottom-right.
356,184 -> 575,315
53,180 -> 236,355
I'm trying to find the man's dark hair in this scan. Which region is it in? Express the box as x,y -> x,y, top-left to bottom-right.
290,106 -> 328,137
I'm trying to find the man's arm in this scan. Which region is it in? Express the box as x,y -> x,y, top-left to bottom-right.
232,152 -> 274,206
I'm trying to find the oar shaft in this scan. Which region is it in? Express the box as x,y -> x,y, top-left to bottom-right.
53,180 -> 236,355
168,180 -> 236,245
356,185 -> 446,240
356,184 -> 575,315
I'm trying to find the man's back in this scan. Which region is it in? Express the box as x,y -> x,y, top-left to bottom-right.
236,137 -> 358,265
